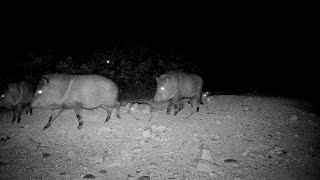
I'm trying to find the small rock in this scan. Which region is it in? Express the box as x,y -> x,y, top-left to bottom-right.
0,161 -> 8,166
98,170 -> 107,174
140,140 -> 146,145
196,159 -> 216,172
67,150 -> 76,159
81,134 -> 91,141
137,176 -> 150,180
132,147 -> 142,154
200,148 -> 213,161
216,120 -> 222,125
242,149 -> 250,156
88,154 -> 104,164
42,152 -> 50,158
289,115 -> 298,121
21,124 -> 30,128
83,174 -> 96,179
210,134 -> 220,141
149,161 -> 158,168
274,145 -> 282,153
209,172 -> 219,178
142,129 -> 152,138
224,158 -> 238,163
308,120 -> 314,126
151,125 -> 167,133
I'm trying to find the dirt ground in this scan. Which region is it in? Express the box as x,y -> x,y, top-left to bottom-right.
0,95 -> 319,180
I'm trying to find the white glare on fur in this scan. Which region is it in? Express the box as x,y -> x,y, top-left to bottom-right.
107,60 -> 110,64
161,87 -> 164,91
38,90 -> 43,94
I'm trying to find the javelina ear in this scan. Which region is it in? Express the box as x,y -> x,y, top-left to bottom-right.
43,77 -> 49,85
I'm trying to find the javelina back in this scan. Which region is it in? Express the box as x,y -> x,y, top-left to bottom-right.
31,74 -> 121,130
0,80 -> 33,123
154,71 -> 203,115
127,102 -> 153,121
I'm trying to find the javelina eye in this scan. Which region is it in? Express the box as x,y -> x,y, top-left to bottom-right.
38,90 -> 43,94
160,87 -> 165,91
1,94 -> 4,98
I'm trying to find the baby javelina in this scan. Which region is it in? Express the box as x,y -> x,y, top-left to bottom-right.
127,102 -> 153,121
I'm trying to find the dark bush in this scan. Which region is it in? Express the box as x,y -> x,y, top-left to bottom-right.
8,47 -> 200,100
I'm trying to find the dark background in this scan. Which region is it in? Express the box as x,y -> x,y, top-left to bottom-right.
1,8 -> 318,104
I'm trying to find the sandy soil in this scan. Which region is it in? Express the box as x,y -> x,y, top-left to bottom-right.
0,95 -> 319,180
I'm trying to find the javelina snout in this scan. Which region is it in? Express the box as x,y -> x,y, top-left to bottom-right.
31,74 -> 121,130
202,91 -> 212,109
0,80 -> 33,123
154,71 -> 203,116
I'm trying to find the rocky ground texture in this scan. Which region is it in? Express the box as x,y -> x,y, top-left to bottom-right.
0,95 -> 319,180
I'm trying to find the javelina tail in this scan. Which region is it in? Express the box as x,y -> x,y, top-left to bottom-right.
115,101 -> 121,118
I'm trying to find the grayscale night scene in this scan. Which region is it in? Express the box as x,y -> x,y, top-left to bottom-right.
0,10 -> 319,179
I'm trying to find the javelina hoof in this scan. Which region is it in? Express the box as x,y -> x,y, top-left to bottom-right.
43,125 -> 50,130
77,123 -> 83,129
196,107 -> 199,112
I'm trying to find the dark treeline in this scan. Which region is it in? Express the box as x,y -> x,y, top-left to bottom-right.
0,46 -> 201,100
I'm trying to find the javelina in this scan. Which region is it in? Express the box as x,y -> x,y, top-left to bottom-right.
31,74 -> 121,130
202,91 -> 212,109
127,102 -> 153,121
154,71 -> 203,115
0,80 -> 33,123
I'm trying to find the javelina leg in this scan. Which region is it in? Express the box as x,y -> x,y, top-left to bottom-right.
29,106 -> 33,115
44,109 -> 63,130
173,102 -> 180,116
178,101 -> 184,111
25,106 -> 28,114
11,109 -> 17,123
188,99 -> 194,108
196,98 -> 200,112
25,104 -> 32,115
74,105 -> 83,129
101,107 -> 112,123
16,104 -> 23,123
17,112 -> 22,123
114,102 -> 121,118
167,101 -> 173,114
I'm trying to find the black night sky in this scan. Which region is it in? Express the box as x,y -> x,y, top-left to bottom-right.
1,10 -> 318,104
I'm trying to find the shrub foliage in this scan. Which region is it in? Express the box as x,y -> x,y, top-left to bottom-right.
3,48 -> 200,99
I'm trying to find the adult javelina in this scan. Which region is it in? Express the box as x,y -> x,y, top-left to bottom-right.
154,71 -> 203,115
0,80 -> 33,123
31,74 -> 121,130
